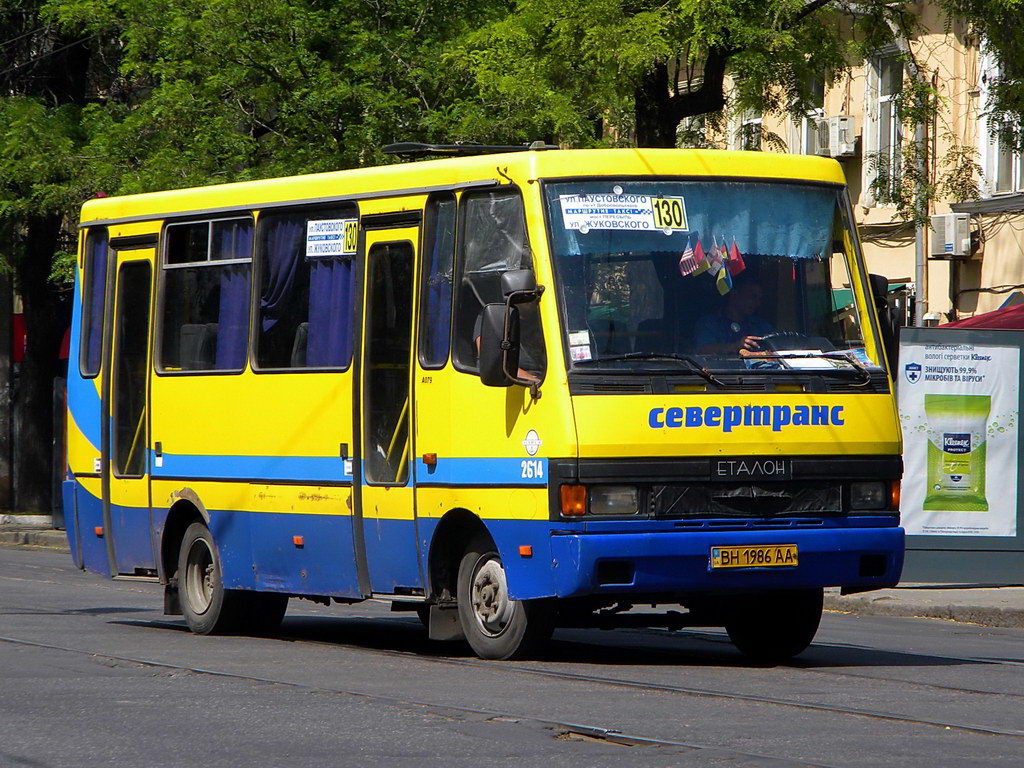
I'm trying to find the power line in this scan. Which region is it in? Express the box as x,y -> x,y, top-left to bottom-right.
0,24 -> 51,51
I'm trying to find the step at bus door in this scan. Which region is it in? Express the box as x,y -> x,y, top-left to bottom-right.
354,225 -> 424,595
102,245 -> 157,575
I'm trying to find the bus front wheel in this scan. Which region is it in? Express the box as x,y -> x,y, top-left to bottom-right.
456,535 -> 553,660
724,588 -> 823,664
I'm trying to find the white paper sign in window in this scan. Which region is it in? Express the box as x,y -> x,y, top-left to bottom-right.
306,219 -> 358,257
559,194 -> 687,234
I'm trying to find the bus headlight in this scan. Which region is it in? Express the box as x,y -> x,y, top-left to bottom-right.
590,486 -> 639,516
850,481 -> 887,510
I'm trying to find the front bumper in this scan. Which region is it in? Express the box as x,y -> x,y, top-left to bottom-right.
549,525 -> 904,598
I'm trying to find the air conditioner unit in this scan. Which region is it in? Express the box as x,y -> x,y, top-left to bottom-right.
815,116 -> 857,158
929,213 -> 972,258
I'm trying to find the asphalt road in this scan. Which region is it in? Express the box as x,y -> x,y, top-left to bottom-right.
1,546 -> 1022,768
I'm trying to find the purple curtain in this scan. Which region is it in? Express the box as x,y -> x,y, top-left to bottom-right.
214,221 -> 253,369
84,229 -> 109,374
260,217 -> 304,332
307,257 -> 354,367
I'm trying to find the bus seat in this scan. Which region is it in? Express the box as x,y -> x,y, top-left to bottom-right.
179,323 -> 217,370
290,322 -> 308,367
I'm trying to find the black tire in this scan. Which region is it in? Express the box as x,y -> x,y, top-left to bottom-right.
725,588 -> 823,664
178,522 -> 242,635
456,534 -> 553,660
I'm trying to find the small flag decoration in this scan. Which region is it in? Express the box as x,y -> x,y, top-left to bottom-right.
678,240 -> 699,276
715,264 -> 733,295
727,239 -> 746,276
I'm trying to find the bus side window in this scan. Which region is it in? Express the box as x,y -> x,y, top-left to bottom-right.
159,218 -> 253,373
418,193 -> 456,368
80,227 -> 109,378
254,206 -> 357,370
452,189 -> 545,379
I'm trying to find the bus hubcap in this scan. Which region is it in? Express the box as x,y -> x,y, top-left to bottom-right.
185,538 -> 215,615
471,557 -> 513,637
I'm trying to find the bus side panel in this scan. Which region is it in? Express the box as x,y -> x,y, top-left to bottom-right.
61,480 -> 82,569
74,478 -> 111,577
110,501 -> 156,574
206,509 -> 256,591
250,510 -> 361,597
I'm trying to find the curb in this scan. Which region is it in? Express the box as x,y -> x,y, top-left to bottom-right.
824,593 -> 1024,629
0,529 -> 69,552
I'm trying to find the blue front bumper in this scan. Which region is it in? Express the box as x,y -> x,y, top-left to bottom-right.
548,525 -> 905,597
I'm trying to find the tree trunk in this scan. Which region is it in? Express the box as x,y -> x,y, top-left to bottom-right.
0,271 -> 12,510
634,62 -> 678,148
14,214 -> 69,513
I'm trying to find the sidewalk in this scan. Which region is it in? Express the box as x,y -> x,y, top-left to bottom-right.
825,584 -> 1024,629
0,518 -> 67,550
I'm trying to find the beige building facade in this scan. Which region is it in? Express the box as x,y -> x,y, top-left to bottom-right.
707,3 -> 1023,323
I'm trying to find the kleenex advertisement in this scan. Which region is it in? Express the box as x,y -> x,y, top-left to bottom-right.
898,341 -> 1019,537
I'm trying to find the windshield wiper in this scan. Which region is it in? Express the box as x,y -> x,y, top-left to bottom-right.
576,352 -> 726,387
755,351 -> 874,386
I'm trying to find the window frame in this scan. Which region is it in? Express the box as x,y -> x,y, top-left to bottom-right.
249,202 -> 359,374
979,46 -> 1024,197
417,192 -> 458,371
110,259 -> 153,480
154,213 -> 255,377
450,185 -> 533,376
79,226 -> 110,380
361,239 -> 417,488
863,50 -> 903,207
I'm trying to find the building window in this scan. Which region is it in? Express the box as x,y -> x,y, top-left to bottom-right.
159,217 -> 253,373
979,49 -> 1023,196
731,109 -> 762,151
796,78 -> 826,155
254,205 -> 357,370
865,53 -> 903,204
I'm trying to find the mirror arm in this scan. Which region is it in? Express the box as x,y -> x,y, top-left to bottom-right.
502,285 -> 544,399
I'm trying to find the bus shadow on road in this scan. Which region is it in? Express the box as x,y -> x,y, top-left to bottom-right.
113,613 -> 990,670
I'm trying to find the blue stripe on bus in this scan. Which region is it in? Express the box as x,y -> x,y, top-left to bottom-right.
414,457 -> 547,486
151,451 -> 353,482
148,452 -> 547,486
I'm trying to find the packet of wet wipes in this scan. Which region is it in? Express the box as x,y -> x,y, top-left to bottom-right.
923,394 -> 990,512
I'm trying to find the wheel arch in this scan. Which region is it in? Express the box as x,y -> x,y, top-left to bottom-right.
425,508 -> 493,602
158,489 -> 209,584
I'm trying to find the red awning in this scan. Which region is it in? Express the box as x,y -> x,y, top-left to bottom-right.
943,303 -> 1024,329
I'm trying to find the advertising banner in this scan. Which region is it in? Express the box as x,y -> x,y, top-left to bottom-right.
898,340 -> 1019,537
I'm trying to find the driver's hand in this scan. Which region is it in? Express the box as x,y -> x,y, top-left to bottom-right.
737,336 -> 763,356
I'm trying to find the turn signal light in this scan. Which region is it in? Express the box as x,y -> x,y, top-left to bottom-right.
560,484 -> 587,517
889,481 -> 901,511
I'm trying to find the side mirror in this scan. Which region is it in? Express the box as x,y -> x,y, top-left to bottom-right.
868,273 -> 889,307
868,273 -> 899,374
501,269 -> 537,300
479,303 -> 520,387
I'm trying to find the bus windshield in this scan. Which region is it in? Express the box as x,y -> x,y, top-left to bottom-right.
544,180 -> 878,374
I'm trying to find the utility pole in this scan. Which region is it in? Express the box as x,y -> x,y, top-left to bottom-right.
0,269 -> 13,511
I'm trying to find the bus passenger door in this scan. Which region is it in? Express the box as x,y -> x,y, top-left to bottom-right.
103,247 -> 156,574
355,228 -> 424,594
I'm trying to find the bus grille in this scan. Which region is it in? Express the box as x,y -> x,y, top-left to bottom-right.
650,481 -> 841,518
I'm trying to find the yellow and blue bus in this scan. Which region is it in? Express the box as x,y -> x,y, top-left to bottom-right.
63,146 -> 904,661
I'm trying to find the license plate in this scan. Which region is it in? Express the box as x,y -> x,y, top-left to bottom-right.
710,544 -> 798,569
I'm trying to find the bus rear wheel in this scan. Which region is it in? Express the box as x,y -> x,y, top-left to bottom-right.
456,535 -> 553,660
724,588 -> 823,664
178,522 -> 289,635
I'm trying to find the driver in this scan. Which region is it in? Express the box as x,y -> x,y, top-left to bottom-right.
694,277 -> 774,357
